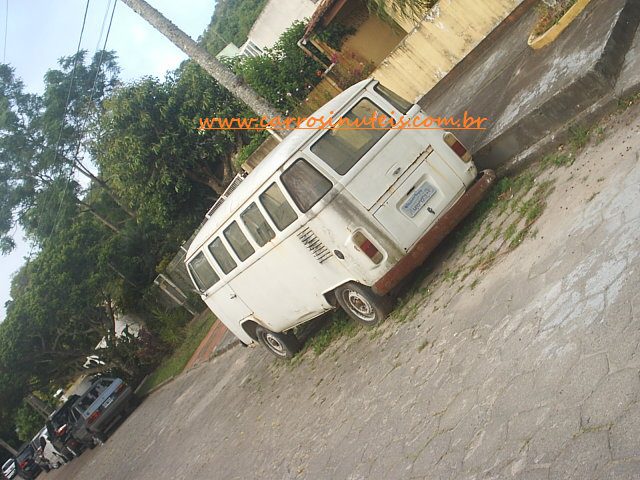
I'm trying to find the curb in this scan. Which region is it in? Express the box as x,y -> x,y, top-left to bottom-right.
528,0 -> 593,50
475,0 -> 640,170
498,75 -> 640,177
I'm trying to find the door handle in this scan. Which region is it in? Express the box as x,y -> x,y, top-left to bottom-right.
230,293 -> 237,299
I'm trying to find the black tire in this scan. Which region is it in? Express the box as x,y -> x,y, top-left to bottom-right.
255,326 -> 301,359
335,282 -> 392,326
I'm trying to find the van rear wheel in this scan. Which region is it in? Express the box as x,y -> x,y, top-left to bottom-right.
255,326 -> 301,359
335,282 -> 392,326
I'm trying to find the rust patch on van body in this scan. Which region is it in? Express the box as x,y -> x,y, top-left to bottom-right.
372,169 -> 497,296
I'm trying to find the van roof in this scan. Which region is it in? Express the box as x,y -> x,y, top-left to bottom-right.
186,78 -> 375,261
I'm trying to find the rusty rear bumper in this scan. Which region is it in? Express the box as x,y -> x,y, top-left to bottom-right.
372,169 -> 497,296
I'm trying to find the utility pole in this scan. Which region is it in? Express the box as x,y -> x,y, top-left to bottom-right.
25,394 -> 52,419
0,438 -> 17,456
120,0 -> 283,124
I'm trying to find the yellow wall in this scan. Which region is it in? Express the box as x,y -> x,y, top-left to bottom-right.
372,0 -> 525,102
382,0 -> 430,33
342,14 -> 407,65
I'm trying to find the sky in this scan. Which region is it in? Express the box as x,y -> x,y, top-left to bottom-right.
0,0 -> 217,321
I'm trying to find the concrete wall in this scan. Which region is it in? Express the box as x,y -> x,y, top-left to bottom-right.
372,0 -> 525,102
248,0 -> 318,50
341,13 -> 407,64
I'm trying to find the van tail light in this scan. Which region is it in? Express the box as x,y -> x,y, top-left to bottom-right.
19,461 -> 28,469
444,132 -> 472,162
88,411 -> 101,425
353,231 -> 383,264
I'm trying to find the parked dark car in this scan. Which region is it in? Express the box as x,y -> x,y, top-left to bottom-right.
46,394 -> 84,456
69,377 -> 134,444
13,445 -> 41,480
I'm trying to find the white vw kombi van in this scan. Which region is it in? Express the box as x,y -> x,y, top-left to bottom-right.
185,79 -> 495,358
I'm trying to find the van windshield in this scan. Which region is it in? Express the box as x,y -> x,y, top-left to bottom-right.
310,98 -> 388,175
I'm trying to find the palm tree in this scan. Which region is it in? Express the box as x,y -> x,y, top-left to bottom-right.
120,0 -> 281,121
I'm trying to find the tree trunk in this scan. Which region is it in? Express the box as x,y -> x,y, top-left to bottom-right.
120,0 -> 283,125
0,437 -> 18,456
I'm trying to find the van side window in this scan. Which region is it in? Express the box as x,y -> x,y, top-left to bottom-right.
188,252 -> 220,292
259,183 -> 298,231
240,203 -> 275,247
310,98 -> 387,175
208,238 -> 237,274
224,221 -> 255,261
281,159 -> 332,213
374,83 -> 412,114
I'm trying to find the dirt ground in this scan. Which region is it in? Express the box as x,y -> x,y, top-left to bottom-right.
47,102 -> 640,479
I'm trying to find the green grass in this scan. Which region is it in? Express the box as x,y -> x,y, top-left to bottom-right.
306,311 -> 359,356
617,91 -> 640,111
509,229 -> 528,249
541,152 -> 573,168
567,123 -> 591,151
593,126 -> 607,145
532,0 -> 578,36
503,221 -> 518,241
137,312 -> 216,396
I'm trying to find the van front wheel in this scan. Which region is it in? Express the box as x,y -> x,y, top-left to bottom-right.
335,282 -> 392,326
255,326 -> 301,359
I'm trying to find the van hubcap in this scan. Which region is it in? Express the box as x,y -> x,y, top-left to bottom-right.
345,290 -> 375,322
263,333 -> 287,356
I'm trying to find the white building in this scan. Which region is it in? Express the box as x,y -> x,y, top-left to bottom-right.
239,0 -> 319,56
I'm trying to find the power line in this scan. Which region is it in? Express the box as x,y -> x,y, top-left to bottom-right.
27,0 -> 91,256
3,0 -> 8,63
95,0 -> 113,52
48,0 -> 119,241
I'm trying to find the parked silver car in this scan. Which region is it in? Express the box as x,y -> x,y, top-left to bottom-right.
2,458 -> 16,479
69,377 -> 134,445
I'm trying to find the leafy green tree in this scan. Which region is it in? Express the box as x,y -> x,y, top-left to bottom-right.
235,21 -> 323,113
96,61 -> 253,215
13,403 -> 43,442
200,0 -> 269,55
0,51 -> 127,253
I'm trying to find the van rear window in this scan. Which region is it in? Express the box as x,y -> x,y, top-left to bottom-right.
281,159 -> 332,213
224,221 -> 255,261
188,252 -> 220,292
374,83 -> 412,114
208,238 -> 237,274
259,183 -> 298,231
310,98 -> 388,175
241,203 -> 275,247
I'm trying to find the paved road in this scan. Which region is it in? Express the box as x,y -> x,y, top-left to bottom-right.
47,105 -> 640,479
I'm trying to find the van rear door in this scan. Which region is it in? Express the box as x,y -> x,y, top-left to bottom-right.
309,98 -> 464,251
